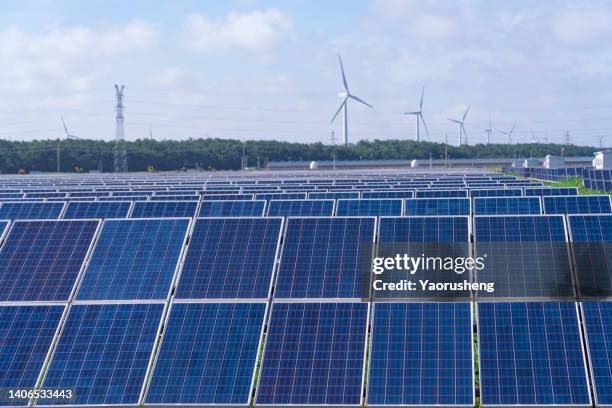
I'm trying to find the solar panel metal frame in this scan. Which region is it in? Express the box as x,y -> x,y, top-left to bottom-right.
0,218 -> 102,305
274,216 -> 377,301
0,219 -> 10,247
198,199 -> 266,217
476,302 -> 592,407
266,199 -> 335,217
72,217 -> 193,304
579,301 -> 612,407
62,200 -> 133,219
472,214 -> 576,301
254,301 -> 370,408
403,197 -> 472,216
142,299 -> 269,407
0,303 -> 69,408
366,301 -> 475,407
35,300 -> 168,407
174,217 -> 284,301
0,201 -> 67,220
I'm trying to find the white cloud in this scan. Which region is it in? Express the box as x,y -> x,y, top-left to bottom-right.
184,9 -> 293,51
553,11 -> 612,44
150,66 -> 184,86
412,14 -> 457,41
0,20 -> 157,93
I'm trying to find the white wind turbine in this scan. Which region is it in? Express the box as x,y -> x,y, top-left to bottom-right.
57,117 -> 78,173
500,123 -> 516,144
330,54 -> 373,146
403,86 -> 430,142
447,105 -> 470,146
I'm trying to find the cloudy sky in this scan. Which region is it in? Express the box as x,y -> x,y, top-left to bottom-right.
1,0 -> 612,146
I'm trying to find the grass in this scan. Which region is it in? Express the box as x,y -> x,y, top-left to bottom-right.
544,176 -> 612,197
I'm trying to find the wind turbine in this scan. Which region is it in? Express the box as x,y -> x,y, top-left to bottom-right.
57,117 -> 78,173
403,86 -> 430,142
485,113 -> 492,144
499,123 -> 516,145
330,54 -> 373,146
447,105 -> 469,146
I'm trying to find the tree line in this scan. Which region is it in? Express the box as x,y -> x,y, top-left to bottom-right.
0,138 -> 600,173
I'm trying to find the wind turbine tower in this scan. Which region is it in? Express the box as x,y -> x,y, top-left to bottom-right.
500,123 -> 516,144
403,86 -> 430,142
114,84 -> 128,173
485,113 -> 492,144
447,105 -> 470,146
330,55 -> 373,146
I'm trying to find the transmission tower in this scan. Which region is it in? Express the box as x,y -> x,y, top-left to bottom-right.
114,84 -> 128,172
564,130 -> 570,145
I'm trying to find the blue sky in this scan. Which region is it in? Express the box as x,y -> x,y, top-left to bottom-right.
1,0 -> 612,146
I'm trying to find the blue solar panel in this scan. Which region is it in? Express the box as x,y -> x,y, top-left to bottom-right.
0,202 -> 64,220
478,302 -> 590,406
256,302 -> 368,406
145,302 -> 265,405
416,190 -> 467,198
176,218 -> 282,299
63,201 -> 131,219
368,303 -> 473,406
307,191 -> 359,199
404,198 -> 471,215
76,218 -> 189,301
543,195 -> 612,214
198,200 -> 265,217
267,199 -> 334,216
254,192 -> 306,200
200,193 -> 253,201
473,197 -> 542,215
378,216 -> 469,243
275,217 -> 374,299
130,200 -> 198,218
525,187 -> 579,196
361,190 -> 414,199
39,303 -> 163,406
470,188 -> 523,197
581,302 -> 612,406
336,199 -> 402,216
474,215 -> 566,242
149,194 -> 199,201
0,220 -> 98,302
568,214 -> 612,241
0,305 -> 64,407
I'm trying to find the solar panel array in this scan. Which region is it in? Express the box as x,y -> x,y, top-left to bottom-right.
1,170 -> 612,407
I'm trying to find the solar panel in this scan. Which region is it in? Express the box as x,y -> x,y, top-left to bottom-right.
149,194 -> 199,201
63,201 -> 131,219
525,187 -> 579,196
256,302 -> 368,406
176,217 -> 282,299
416,190 -> 467,198
200,193 -> 253,201
379,216 -> 469,243
254,192 -> 306,200
39,303 -> 163,406
368,302 -> 473,406
198,199 -> 265,217
275,217 -> 374,299
307,191 -> 359,199
473,197 -> 542,215
0,220 -> 99,302
267,199 -> 334,216
543,195 -> 612,214
336,199 -> 402,216
470,188 -> 523,197
0,202 -> 65,220
581,302 -> 612,406
76,218 -> 190,301
473,215 -> 573,299
0,305 -> 64,407
361,190 -> 414,199
145,302 -> 266,405
404,198 -> 471,215
130,200 -> 198,218
478,302 -> 590,406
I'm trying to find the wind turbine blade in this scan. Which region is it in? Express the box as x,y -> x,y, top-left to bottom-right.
420,113 -> 431,140
448,118 -> 461,124
330,97 -> 348,123
462,105 -> 470,121
509,122 -> 517,135
349,94 -> 373,109
61,117 -> 69,137
403,111 -> 419,115
461,123 -> 468,141
338,54 -> 349,92
419,86 -> 424,110
499,130 -> 508,135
